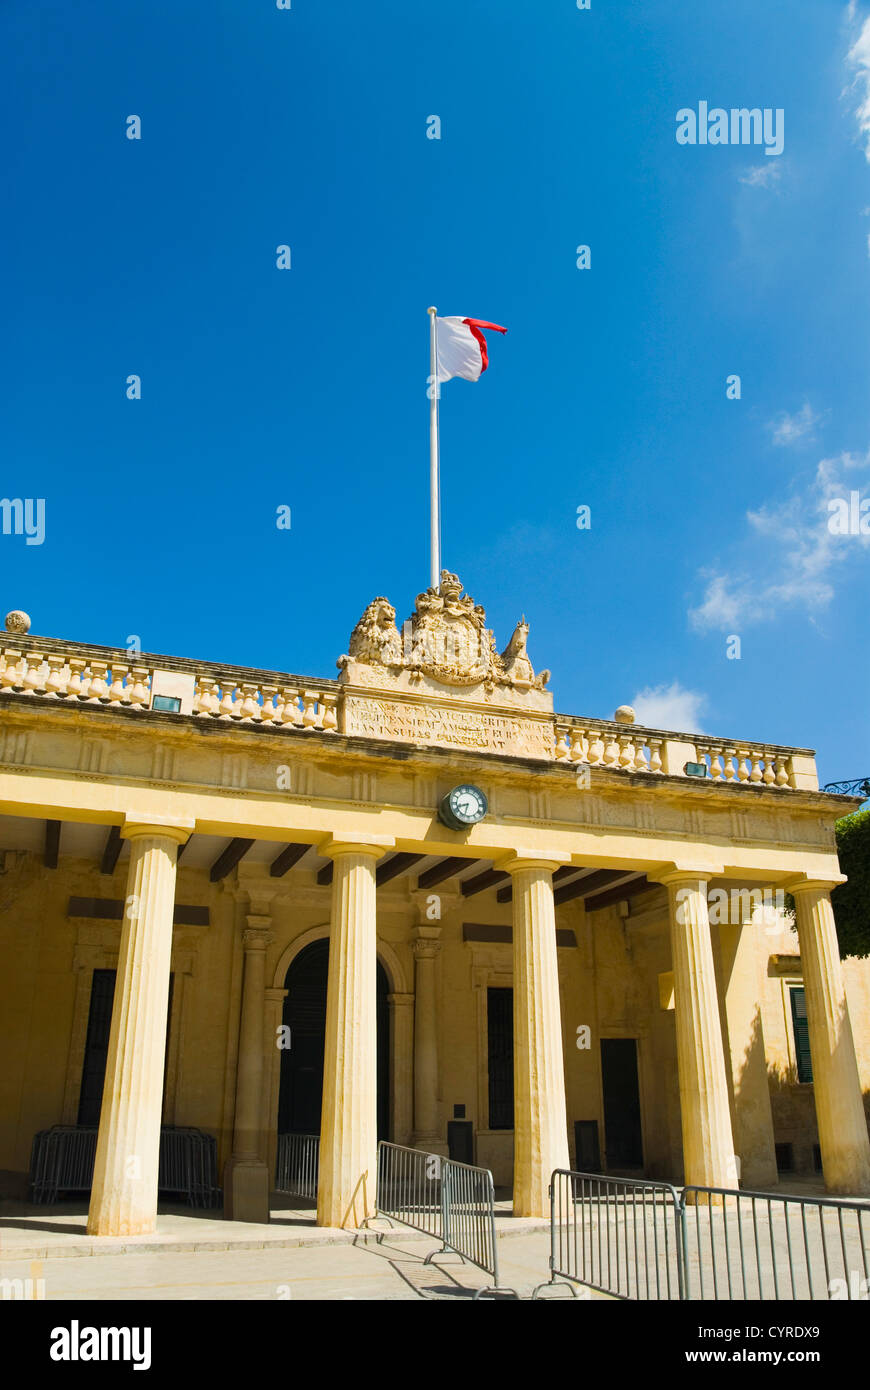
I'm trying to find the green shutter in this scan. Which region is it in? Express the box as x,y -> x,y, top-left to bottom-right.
790,987 -> 813,1084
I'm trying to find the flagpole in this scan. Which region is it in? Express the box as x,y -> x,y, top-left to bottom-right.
427,305 -> 441,590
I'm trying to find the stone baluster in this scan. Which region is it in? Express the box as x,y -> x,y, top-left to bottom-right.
218,681 -> 238,719
64,658 -> 85,698
0,650 -> 18,692
749,752 -> 764,784
321,693 -> 339,732
301,690 -> 320,729
569,727 -> 588,762
106,663 -> 129,705
762,753 -> 776,785
0,650 -> 22,693
44,653 -> 68,698
275,687 -> 300,726
775,756 -> 791,788
587,727 -> 605,765
89,665 -> 110,701
238,682 -> 261,722
632,738 -> 649,772
648,737 -> 663,774
20,653 -> 45,695
736,747 -> 750,783
128,666 -> 151,709
602,728 -> 619,767
554,725 -> 570,760
722,746 -> 736,781
260,685 -> 279,724
618,732 -> 635,769
709,746 -> 724,781
194,677 -> 219,716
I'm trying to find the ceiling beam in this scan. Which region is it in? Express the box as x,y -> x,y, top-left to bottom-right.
496,864 -> 591,904
377,852 -> 425,887
416,857 -> 475,889
175,835 -> 191,863
269,843 -> 310,878
317,861 -> 334,886
100,825 -> 123,875
553,868 -> 632,907
44,820 -> 61,870
461,867 -> 510,898
584,875 -> 651,913
209,838 -> 254,883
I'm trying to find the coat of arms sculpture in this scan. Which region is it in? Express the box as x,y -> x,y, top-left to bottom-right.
338,571 -> 550,693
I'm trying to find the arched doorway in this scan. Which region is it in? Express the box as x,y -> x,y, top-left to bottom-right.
277,940 -> 390,1139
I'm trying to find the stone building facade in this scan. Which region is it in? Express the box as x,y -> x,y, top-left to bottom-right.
0,573 -> 868,1237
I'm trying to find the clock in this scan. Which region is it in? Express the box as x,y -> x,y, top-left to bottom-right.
438,784 -> 488,830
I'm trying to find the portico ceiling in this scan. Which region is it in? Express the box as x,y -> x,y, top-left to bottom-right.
0,813 -> 648,909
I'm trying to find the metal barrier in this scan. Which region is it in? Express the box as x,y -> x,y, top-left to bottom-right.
534,1170 -> 684,1299
535,1169 -> 870,1301
28,1125 -> 220,1207
680,1185 -> 869,1301
275,1133 -> 320,1201
371,1141 -> 516,1299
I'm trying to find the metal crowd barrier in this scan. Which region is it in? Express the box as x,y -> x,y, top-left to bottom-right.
371,1141 -> 516,1299
680,1185 -> 869,1301
535,1169 -> 870,1301
275,1133 -> 320,1200
28,1125 -> 220,1207
534,1170 -> 684,1299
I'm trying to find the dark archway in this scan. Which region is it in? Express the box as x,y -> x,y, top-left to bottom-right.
277,939 -> 390,1139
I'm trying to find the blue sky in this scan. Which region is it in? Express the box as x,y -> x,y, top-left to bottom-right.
3,0 -> 870,784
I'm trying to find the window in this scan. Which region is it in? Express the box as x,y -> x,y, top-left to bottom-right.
790,986 -> 813,1084
487,987 -> 513,1129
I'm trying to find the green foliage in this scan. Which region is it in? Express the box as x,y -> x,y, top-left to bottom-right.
832,807 -> 870,959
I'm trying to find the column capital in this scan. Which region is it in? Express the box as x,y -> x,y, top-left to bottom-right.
242,925 -> 274,951
651,863 -> 724,888
319,836 -> 393,862
783,876 -> 846,896
121,815 -> 194,845
498,853 -> 568,876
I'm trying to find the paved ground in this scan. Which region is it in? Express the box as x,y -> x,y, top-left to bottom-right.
1,1177 -> 863,1301
0,1227 -> 596,1301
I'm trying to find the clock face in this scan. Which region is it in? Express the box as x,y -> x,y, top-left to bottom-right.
448,784 -> 487,825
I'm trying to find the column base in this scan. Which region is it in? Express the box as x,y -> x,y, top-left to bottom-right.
222,1158 -> 271,1224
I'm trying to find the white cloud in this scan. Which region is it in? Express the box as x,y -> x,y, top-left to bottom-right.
630,681 -> 708,734
770,402 -> 820,446
689,451 -> 870,631
846,12 -> 870,159
738,163 -> 783,188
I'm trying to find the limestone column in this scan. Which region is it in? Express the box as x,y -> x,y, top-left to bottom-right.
262,986 -> 288,1188
412,926 -> 446,1152
657,870 -> 738,1190
87,816 -> 193,1237
715,919 -> 777,1189
223,916 -> 274,1222
316,838 -> 388,1228
504,857 -> 570,1217
388,992 -> 415,1148
788,880 -> 870,1195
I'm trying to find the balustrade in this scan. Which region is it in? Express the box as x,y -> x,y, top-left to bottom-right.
0,642 -> 808,785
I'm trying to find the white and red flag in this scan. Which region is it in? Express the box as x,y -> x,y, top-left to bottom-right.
435,315 -> 508,383
426,307 -> 507,588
